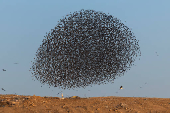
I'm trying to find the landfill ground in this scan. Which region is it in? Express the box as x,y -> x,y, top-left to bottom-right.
0,94 -> 170,113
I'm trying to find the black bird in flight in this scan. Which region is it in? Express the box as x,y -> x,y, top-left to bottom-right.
1,88 -> 5,91
14,63 -> 18,64
155,52 -> 159,56
2,69 -> 6,71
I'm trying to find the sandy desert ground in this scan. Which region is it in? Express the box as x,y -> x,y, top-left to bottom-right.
0,94 -> 170,113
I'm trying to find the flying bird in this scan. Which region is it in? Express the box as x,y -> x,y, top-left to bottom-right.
1,88 -> 5,91
155,52 -> 159,56
14,63 -> 18,64
57,91 -> 62,95
120,86 -> 123,89
115,86 -> 123,93
2,69 -> 6,71
140,82 -> 147,89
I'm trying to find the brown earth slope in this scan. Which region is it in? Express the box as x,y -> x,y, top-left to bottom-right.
0,94 -> 170,113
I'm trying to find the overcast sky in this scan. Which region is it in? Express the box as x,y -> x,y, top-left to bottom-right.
0,0 -> 170,98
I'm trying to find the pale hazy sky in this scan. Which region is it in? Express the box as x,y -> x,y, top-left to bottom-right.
0,0 -> 170,98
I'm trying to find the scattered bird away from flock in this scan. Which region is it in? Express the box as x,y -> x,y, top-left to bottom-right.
57,91 -> 62,96
120,86 -> 123,89
116,86 -> 123,93
155,52 -> 159,56
2,69 -> 6,71
139,82 -> 147,88
1,88 -> 5,91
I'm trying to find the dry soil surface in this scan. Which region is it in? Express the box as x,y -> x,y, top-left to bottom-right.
0,94 -> 170,113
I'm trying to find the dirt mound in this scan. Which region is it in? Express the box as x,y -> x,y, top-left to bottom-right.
0,94 -> 170,113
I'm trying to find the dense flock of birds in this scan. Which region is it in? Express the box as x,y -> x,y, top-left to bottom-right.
1,9 -> 163,97
30,9 -> 141,90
